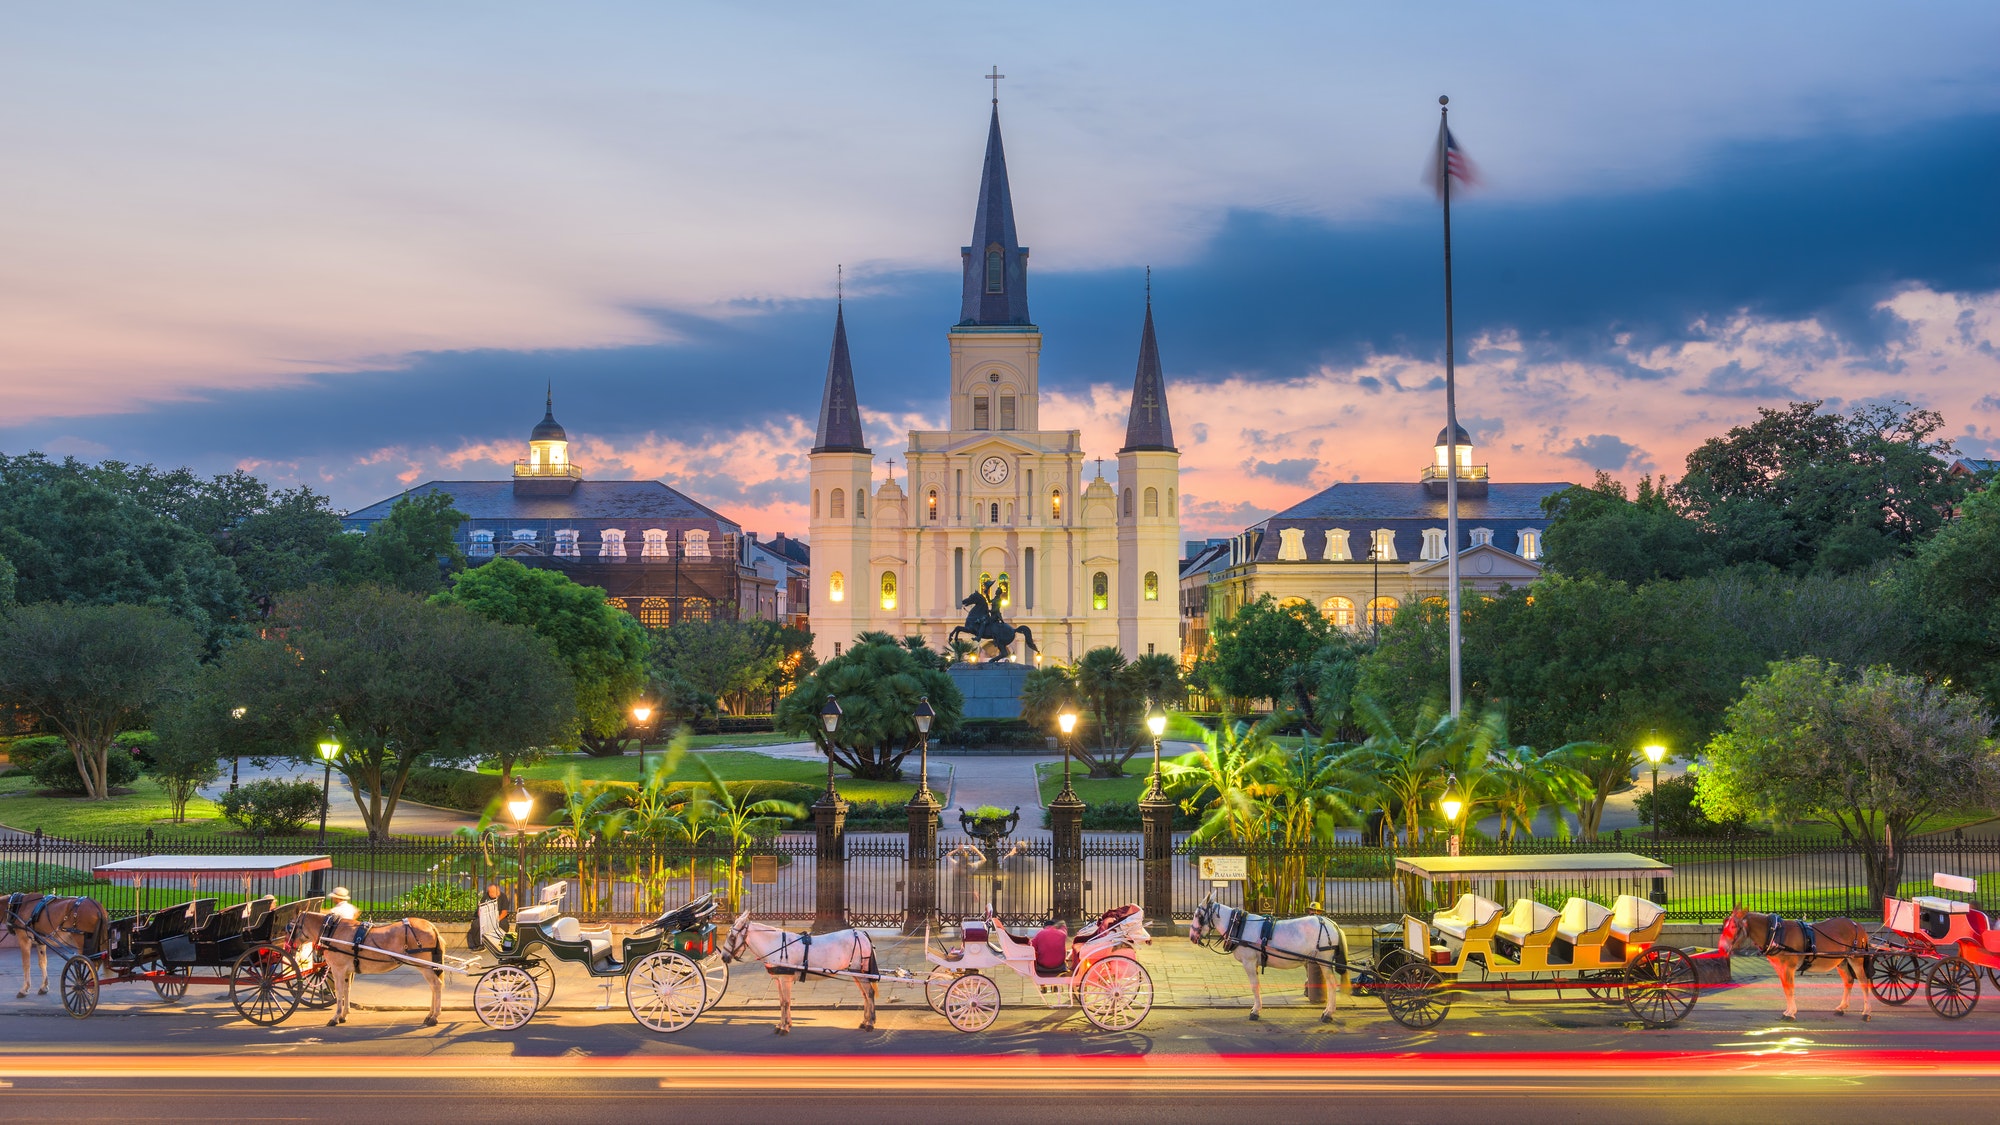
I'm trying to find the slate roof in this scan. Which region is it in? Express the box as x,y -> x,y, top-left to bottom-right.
958,107 -> 1031,327
1247,481 -> 1571,565
343,481 -> 738,530
1120,302 -> 1176,453
812,305 -> 869,454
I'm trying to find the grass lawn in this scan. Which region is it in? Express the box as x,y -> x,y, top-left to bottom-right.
0,770 -> 375,845
1033,761 -> 1159,807
502,750 -> 917,805
676,732 -> 800,750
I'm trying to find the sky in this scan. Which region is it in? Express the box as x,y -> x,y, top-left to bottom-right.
1,2 -> 1996,541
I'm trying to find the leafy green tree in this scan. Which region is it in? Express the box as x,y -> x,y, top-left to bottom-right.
652,617 -> 786,715
431,559 -> 650,774
213,584 -> 575,838
1672,400 -> 1965,574
1019,664 -> 1078,730
1903,483 -> 2000,709
1542,472 -> 1717,584
1697,658 -> 2000,899
0,552 -> 14,605
776,635 -> 963,780
224,486 -> 352,611
0,603 -> 202,798
341,491 -> 466,593
1208,595 -> 1333,710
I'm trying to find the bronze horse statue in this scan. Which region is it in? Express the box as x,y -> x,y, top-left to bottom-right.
1718,905 -> 1874,1020
948,581 -> 1037,662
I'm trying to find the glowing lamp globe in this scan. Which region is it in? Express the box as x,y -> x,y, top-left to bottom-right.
1057,711 -> 1078,736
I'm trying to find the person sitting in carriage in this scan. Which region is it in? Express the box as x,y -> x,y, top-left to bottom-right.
1031,918 -> 1069,973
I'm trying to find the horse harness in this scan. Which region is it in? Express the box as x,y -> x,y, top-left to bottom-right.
1222,910 -> 1278,969
762,929 -> 846,979
320,917 -> 439,968
1759,913 -> 1863,974
4,892 -> 89,950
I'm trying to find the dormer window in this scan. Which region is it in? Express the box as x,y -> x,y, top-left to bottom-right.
684,529 -> 710,558
1517,529 -> 1543,560
1277,527 -> 1307,561
600,529 -> 626,558
512,529 -> 538,549
1421,528 -> 1447,561
554,529 -> 580,558
1469,527 -> 1494,548
1371,529 -> 1398,561
470,530 -> 495,557
985,247 -> 1004,293
642,529 -> 670,558
1324,529 -> 1352,561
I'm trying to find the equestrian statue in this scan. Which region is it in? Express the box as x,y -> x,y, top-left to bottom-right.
948,579 -> 1038,663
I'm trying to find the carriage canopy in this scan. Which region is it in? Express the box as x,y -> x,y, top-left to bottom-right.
1393,852 -> 1673,883
91,855 -> 333,882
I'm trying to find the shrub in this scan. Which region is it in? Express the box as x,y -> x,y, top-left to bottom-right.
217,779 -> 326,835
32,742 -> 141,794
1634,775 -> 1751,837
117,731 -> 160,770
400,881 -> 476,914
5,735 -> 67,772
939,718 -> 1047,749
1042,799 -> 1199,831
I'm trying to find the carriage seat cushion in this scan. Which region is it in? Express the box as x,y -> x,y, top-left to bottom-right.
1432,893 -> 1504,940
1915,895 -> 1970,915
1075,904 -> 1141,944
548,915 -> 613,961
516,903 -> 559,925
1556,898 -> 1611,944
1495,900 -> 1559,943
1609,895 -> 1664,940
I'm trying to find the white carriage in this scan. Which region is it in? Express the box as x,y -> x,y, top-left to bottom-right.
922,905 -> 1154,1033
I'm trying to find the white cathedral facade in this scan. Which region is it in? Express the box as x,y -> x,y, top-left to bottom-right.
806,105 -> 1181,666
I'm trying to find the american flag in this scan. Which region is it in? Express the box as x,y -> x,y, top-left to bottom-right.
1425,121 -> 1479,199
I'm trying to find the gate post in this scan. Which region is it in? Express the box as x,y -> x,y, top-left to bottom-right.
813,785 -> 848,932
904,788 -> 940,933
1050,791 -> 1086,925
1140,775 -> 1176,932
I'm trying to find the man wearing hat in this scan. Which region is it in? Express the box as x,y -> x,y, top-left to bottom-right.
325,887 -> 359,922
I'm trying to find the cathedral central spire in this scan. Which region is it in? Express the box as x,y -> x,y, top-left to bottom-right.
959,106 -> 1031,326
812,304 -> 870,454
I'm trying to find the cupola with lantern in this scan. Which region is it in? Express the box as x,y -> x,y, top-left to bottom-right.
514,386 -> 584,497
1422,422 -> 1488,498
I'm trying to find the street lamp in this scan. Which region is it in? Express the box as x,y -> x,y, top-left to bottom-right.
1642,733 -> 1669,844
912,696 -> 936,800
1145,703 -> 1169,799
228,706 -> 248,792
507,780 -> 533,912
819,695 -> 843,798
1056,709 -> 1079,803
312,728 -> 340,894
1439,773 -> 1465,858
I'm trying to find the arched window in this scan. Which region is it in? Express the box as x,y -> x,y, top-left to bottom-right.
683,529 -> 710,557
1279,596 -> 1308,611
1051,489 -> 1062,521
681,597 -> 712,623
812,489 -> 820,519
1144,571 -> 1159,601
1517,529 -> 1543,560
989,502 -> 1000,524
1367,596 -> 1400,629
830,488 -> 846,518
927,489 -> 938,522
854,490 -> 864,519
1420,528 -> 1447,561
599,529 -> 626,558
995,573 -> 1011,609
642,529 -> 670,557
1092,572 -> 1109,611
637,597 -> 672,628
973,395 -> 990,429
1143,487 -> 1159,517
985,248 -> 1004,293
880,571 -> 897,611
1322,596 -> 1356,629
1122,488 -> 1133,516
828,572 -> 846,603
1168,487 -> 1176,516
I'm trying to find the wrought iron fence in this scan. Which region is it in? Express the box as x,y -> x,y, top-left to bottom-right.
4,827 -> 1995,927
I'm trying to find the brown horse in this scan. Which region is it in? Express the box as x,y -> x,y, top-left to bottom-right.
2,893 -> 109,998
292,911 -> 445,1027
1718,906 -> 1874,1020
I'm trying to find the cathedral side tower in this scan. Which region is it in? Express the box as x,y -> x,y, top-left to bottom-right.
1116,297 -> 1183,661
806,304 -> 873,662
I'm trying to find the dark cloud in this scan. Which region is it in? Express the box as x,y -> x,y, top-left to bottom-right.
1246,457 -> 1320,485
1564,433 -> 1640,471
1685,360 -> 1798,399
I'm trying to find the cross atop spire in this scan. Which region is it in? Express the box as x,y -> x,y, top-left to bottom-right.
958,102 -> 1031,326
986,66 -> 1005,105
811,304 -> 870,455
1119,298 -> 1177,454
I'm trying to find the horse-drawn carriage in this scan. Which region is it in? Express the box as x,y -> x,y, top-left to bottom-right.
1869,872 -> 2000,1019
41,855 -> 338,1023
1376,853 -> 1703,1030
467,881 -> 720,1032
921,904 -> 1154,1032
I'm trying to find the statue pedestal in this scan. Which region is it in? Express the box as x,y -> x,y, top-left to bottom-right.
946,662 -> 1032,719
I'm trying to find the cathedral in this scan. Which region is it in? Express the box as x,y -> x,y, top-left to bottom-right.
806,103 -> 1180,665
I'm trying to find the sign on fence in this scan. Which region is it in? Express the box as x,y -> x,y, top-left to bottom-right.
750,855 -> 780,885
1199,856 -> 1246,883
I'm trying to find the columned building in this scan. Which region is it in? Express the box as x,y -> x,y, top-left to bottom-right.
806,104 -> 1181,665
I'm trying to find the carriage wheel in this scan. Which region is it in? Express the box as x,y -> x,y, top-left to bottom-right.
1076,954 -> 1154,1032
924,966 -> 959,1013
1382,962 -> 1451,1030
526,958 -> 556,1011
699,955 -> 729,1012
148,961 -> 190,1002
473,965 -> 540,1030
626,950 -> 706,1034
228,947 -> 303,1026
1868,953 -> 1922,1006
1926,958 -> 1980,1020
59,959 -> 98,1020
942,972 -> 1002,1033
298,960 -> 337,1010
1581,970 -> 1625,1003
1624,947 -> 1699,1029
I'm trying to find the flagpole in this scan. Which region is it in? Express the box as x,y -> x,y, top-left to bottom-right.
1439,94 -> 1463,721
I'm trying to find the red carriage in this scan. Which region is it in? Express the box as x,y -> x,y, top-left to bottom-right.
1870,872 -> 2000,1019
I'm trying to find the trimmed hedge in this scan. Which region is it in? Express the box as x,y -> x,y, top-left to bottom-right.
32,743 -> 141,793
1040,799 -> 1199,831
684,715 -> 777,735
4,735 -> 67,772
938,718 -> 1047,750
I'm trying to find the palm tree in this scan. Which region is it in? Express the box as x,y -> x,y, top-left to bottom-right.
692,757 -> 804,909
1160,711 -> 1285,845
1261,738 -> 1367,912
1558,741 -> 1635,840
550,766 -> 629,914
1073,647 -> 1132,755
1347,698 -> 1498,849
1488,742 -> 1593,842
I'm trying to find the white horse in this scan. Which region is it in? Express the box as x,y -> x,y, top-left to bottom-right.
718,911 -> 879,1035
1189,893 -> 1349,1022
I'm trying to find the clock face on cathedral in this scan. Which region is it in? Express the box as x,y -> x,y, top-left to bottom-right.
979,456 -> 1009,485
